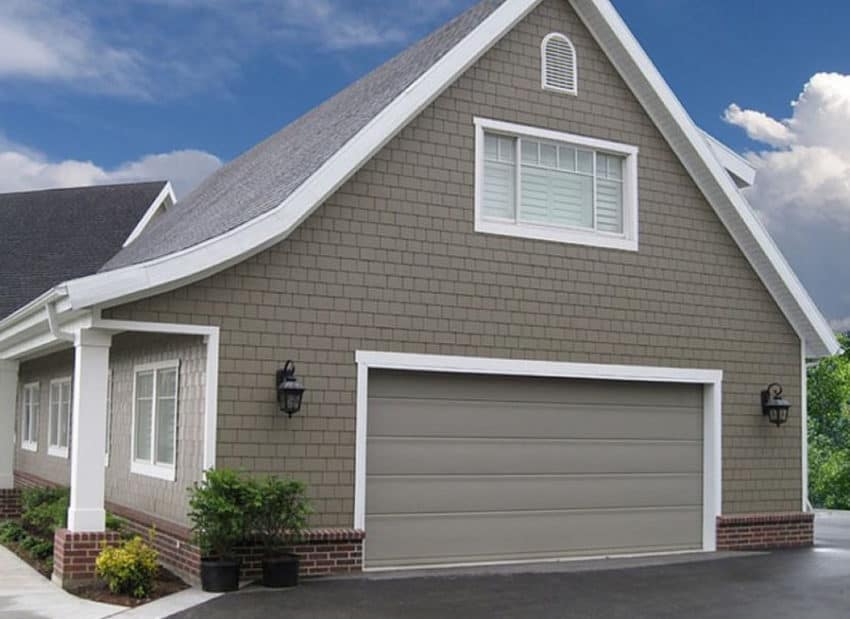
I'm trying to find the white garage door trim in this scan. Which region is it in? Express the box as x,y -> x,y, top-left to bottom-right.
354,351 -> 723,568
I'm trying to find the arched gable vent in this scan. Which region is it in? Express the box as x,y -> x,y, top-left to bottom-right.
541,33 -> 577,95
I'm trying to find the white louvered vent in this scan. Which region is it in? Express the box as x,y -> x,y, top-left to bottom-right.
541,33 -> 577,95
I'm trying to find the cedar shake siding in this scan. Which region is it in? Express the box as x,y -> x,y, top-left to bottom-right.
14,333 -> 205,527
103,0 -> 801,528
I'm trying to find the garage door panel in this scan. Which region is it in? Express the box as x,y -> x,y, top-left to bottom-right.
368,437 -> 701,476
369,397 -> 701,440
365,370 -> 704,568
369,370 -> 703,408
367,473 -> 702,515
366,507 -> 703,568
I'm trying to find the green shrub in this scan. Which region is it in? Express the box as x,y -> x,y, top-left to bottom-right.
21,487 -> 69,536
95,536 -> 159,599
106,512 -> 126,533
0,520 -> 25,543
245,476 -> 312,557
188,469 -> 251,560
18,533 -> 53,559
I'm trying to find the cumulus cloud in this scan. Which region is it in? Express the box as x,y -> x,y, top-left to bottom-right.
725,73 -> 850,330
0,137 -> 221,199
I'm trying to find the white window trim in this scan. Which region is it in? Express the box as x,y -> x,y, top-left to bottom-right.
47,377 -> 71,459
474,117 -> 639,252
541,32 -> 578,95
20,382 -> 39,452
130,359 -> 179,482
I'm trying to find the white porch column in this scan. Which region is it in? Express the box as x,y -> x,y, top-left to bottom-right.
0,361 -> 20,489
67,329 -> 112,532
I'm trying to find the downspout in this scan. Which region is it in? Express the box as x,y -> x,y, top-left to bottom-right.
46,301 -> 74,343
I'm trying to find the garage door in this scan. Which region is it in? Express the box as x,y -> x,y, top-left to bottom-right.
365,370 -> 704,569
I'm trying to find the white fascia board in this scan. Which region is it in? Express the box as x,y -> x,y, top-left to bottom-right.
702,131 -> 756,188
62,0 -> 543,312
55,0 -> 836,358
123,182 -> 175,247
571,0 -> 838,358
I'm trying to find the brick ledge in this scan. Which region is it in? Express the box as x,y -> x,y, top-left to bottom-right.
717,512 -> 814,527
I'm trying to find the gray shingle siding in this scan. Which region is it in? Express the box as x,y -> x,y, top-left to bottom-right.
101,0 -> 803,527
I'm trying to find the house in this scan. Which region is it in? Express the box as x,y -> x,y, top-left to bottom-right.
0,0 -> 838,587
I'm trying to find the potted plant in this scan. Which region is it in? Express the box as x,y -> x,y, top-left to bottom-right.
188,469 -> 249,592
247,476 -> 312,588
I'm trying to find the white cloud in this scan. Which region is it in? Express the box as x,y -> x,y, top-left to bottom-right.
0,138 -> 221,199
725,72 -> 850,326
0,0 -> 149,97
0,0 -> 472,99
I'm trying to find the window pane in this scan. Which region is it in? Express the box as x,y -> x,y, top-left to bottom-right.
484,133 -> 498,160
596,178 -> 624,234
136,372 -> 154,399
155,397 -> 176,465
134,398 -> 153,461
498,137 -> 515,163
521,140 -> 538,164
604,154 -> 624,180
558,147 -> 575,171
482,160 -> 516,220
520,165 -> 593,229
157,369 -> 177,397
540,144 -> 557,168
32,393 -> 39,442
50,385 -> 59,446
577,150 -> 593,174
59,399 -> 69,448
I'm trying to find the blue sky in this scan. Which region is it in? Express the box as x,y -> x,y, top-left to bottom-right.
1,0 -> 849,327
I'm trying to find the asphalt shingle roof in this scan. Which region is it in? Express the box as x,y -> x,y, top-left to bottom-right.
102,0 -> 505,271
0,182 -> 166,319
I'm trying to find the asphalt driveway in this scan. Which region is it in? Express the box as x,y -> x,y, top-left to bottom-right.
170,512 -> 850,619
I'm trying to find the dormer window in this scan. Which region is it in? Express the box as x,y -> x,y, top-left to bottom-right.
541,33 -> 577,95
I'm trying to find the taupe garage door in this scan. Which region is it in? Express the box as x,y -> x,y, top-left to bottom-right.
365,370 -> 704,569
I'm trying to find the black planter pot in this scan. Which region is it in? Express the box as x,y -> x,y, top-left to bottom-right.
201,558 -> 241,592
262,554 -> 300,588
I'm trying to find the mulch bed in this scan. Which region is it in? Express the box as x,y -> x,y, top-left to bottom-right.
2,528 -> 189,608
74,566 -> 190,607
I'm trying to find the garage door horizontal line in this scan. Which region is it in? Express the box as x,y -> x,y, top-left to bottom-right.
366,472 -> 702,480
367,505 -> 702,519
370,396 -> 700,411
365,544 -> 702,571
368,436 -> 702,445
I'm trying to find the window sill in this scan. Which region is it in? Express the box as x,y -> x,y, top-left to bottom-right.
48,445 -> 68,459
131,460 -> 176,481
21,441 -> 38,453
475,218 -> 638,252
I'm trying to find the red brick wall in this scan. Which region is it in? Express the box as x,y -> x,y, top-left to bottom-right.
234,530 -> 366,579
716,512 -> 814,550
53,529 -> 123,589
0,489 -> 21,520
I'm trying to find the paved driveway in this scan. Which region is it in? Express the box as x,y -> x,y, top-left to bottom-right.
170,512 -> 850,619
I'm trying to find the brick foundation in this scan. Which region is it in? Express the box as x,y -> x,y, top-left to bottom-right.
716,512 -> 814,550
234,529 -> 366,579
0,488 -> 21,520
52,529 -> 123,590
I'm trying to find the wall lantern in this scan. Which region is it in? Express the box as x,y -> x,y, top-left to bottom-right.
277,360 -> 305,417
761,383 -> 790,427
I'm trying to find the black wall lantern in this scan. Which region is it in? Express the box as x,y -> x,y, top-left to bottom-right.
277,360 -> 305,417
761,383 -> 790,427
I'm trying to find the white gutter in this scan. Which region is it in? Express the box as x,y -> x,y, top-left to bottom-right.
0,287 -> 68,332
45,302 -> 74,343
92,317 -> 220,471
